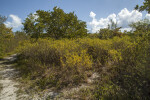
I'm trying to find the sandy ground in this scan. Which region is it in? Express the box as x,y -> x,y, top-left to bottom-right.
0,54 -> 19,100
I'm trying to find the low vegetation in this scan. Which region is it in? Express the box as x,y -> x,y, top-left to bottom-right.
15,32 -> 150,99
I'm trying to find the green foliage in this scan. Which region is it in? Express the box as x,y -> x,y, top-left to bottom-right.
0,15 -> 15,57
135,0 -> 150,13
0,15 -> 7,25
16,29 -> 150,99
108,19 -> 118,30
0,15 -> 12,35
97,19 -> 123,39
93,35 -> 150,100
23,13 -> 42,39
78,38 -> 112,66
16,39 -> 92,89
87,33 -> 99,38
98,28 -> 123,39
98,28 -> 114,39
0,30 -> 28,57
23,7 -> 87,39
130,19 -> 150,36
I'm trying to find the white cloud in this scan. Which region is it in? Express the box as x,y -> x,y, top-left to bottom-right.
120,28 -> 132,32
90,11 -> 96,18
5,14 -> 22,29
145,14 -> 150,20
89,13 -> 117,33
117,8 -> 142,28
33,12 -> 39,20
88,8 -> 144,33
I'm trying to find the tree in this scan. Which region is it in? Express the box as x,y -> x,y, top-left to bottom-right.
23,7 -> 87,39
14,31 -> 28,40
108,19 -> 117,30
98,28 -> 113,39
98,19 -> 122,39
129,19 -> 150,35
0,15 -> 12,35
135,0 -> 150,13
23,14 -> 38,39
0,15 -> 7,25
0,15 -> 13,57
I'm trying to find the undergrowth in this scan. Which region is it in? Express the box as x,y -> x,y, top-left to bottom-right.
15,33 -> 150,99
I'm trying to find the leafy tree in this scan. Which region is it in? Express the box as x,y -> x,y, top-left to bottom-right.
130,19 -> 150,32
98,19 -> 122,39
14,31 -> 29,40
108,19 -> 117,30
129,19 -> 150,37
0,15 -> 7,25
0,15 -> 14,57
0,15 -> 12,35
23,7 -> 87,39
23,13 -> 41,39
47,7 -> 87,39
0,24 -> 12,35
98,28 -> 113,39
135,0 -> 150,13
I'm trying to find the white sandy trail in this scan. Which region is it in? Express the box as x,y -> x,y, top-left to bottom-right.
0,54 -> 18,100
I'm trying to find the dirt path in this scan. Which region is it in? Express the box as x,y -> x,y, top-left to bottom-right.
0,54 -> 19,100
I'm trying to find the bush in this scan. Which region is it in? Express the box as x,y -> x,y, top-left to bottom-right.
98,28 -> 123,39
93,36 -> 150,100
16,35 -> 150,99
16,38 -> 92,89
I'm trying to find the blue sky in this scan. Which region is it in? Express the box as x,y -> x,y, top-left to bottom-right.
0,0 -> 147,32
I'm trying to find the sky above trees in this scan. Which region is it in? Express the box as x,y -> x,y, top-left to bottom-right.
0,0 -> 147,32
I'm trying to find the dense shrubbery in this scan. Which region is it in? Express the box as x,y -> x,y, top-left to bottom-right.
98,28 -> 123,39
0,32 -> 28,58
93,34 -> 150,100
16,31 -> 150,99
16,39 -> 93,89
0,15 -> 28,58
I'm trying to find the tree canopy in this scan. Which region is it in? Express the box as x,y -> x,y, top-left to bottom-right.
130,19 -> 150,32
0,15 -> 12,35
23,7 -> 87,39
135,0 -> 150,13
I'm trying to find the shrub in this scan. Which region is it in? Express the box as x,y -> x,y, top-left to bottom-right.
93,36 -> 150,100
16,38 -> 92,89
98,28 -> 123,39
16,35 -> 150,99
